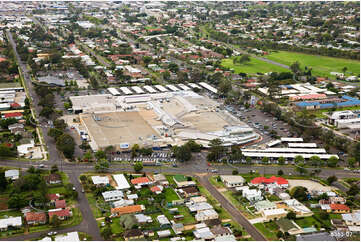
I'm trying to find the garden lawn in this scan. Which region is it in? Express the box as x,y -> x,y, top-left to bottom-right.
294,216 -> 322,229
164,187 -> 179,202
85,193 -> 103,218
221,57 -> 288,74
254,222 -> 279,241
264,51 -> 360,78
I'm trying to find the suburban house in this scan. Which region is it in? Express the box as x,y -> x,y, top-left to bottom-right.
123,229 -> 144,241
44,174 -> 62,185
0,217 -> 22,231
254,200 -> 277,212
262,208 -> 288,222
150,185 -> 163,194
55,199 -> 66,209
4,169 -> 19,180
47,193 -> 60,204
283,199 -> 313,217
25,212 -> 46,225
153,174 -> 169,186
171,222 -> 184,234
110,205 -> 145,217
220,175 -> 245,188
134,214 -> 152,224
250,176 -> 289,188
342,211 -> 360,226
130,177 -> 153,187
173,175 -> 196,188
179,186 -> 199,198
8,123 -> 24,134
241,188 -> 263,202
210,226 -> 233,238
275,218 -> 303,235
157,215 -> 171,228
48,208 -> 72,221
102,190 -> 124,202
157,230 -> 171,238
330,204 -> 351,213
195,209 -> 219,222
187,202 -> 213,213
91,176 -> 110,186
190,196 -> 207,204
193,225 -> 215,240
330,197 -> 346,204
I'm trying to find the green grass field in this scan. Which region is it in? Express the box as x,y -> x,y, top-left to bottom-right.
221,57 -> 288,74
264,51 -> 360,78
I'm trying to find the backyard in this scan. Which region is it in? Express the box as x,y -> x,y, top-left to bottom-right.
221,57 -> 289,74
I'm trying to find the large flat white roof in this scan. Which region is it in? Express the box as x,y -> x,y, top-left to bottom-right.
166,84 -> 180,91
241,148 -> 326,153
131,86 -> 145,94
199,82 -> 217,94
143,85 -> 157,93
242,152 -> 338,160
188,83 -> 202,89
267,140 -> 281,147
119,87 -> 133,95
113,174 -> 130,190
177,84 -> 191,90
288,143 -> 318,148
108,87 -> 121,96
281,137 -> 304,142
154,85 -> 168,92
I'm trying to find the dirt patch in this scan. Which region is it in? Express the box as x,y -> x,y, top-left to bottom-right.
288,179 -> 333,192
184,224 -> 195,231
107,174 -> 117,187
218,188 -> 227,192
0,197 -> 9,210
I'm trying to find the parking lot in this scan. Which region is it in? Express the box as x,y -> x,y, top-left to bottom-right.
111,151 -> 177,164
224,104 -> 294,146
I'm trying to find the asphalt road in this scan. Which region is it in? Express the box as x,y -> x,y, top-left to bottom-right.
197,174 -> 266,241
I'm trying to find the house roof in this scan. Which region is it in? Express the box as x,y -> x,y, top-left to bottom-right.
182,186 -> 199,194
111,205 -> 144,215
47,193 -> 60,201
330,204 -> 350,210
55,199 -> 66,209
48,208 -> 71,218
210,226 -> 231,236
124,229 -> 143,238
45,174 -> 61,183
26,212 -> 46,222
251,176 -> 288,185
3,112 -> 22,118
150,186 -> 161,192
131,177 -> 150,185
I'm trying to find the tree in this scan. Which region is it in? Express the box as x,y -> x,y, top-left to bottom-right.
246,157 -> 252,164
207,139 -> 225,161
80,175 -> 87,183
278,170 -> 284,176
232,169 -> 239,175
342,66 -> 348,74
50,215 -> 61,227
173,144 -> 192,162
327,175 -> 337,185
184,140 -> 201,152
290,61 -> 301,74
56,134 -> 75,158
347,157 -> 357,168
95,150 -> 106,160
218,79 -> 232,96
276,231 -> 284,239
286,211 -> 296,220
262,157 -> 269,164
294,155 -> 305,164
50,165 -> 58,173
239,54 -> 250,64
131,144 -> 140,158
309,156 -> 322,166
101,225 -> 113,239
347,184 -> 359,197
48,128 -> 63,140
0,144 -> 14,157
0,171 -> 8,191
8,194 -> 27,209
327,156 -> 339,167
143,56 -> 152,65
168,63 -> 179,73
133,161 -> 143,172
278,156 -> 285,165
94,159 -> 110,172
289,186 -> 308,201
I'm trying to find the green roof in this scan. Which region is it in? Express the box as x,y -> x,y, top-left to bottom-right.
275,218 -> 298,232
173,175 -> 187,182
0,82 -> 22,89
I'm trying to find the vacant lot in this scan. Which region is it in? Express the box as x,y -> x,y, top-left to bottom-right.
264,51 -> 360,78
221,57 -> 288,74
288,179 -> 333,193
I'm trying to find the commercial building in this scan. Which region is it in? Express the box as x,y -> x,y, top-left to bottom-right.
113,174 -> 130,190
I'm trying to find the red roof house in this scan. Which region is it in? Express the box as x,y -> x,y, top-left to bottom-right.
47,193 -> 60,202
131,177 -> 152,186
251,176 -> 288,187
25,212 -> 47,225
2,112 -> 23,119
48,208 -> 71,220
329,204 -> 350,213
55,199 -> 66,209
